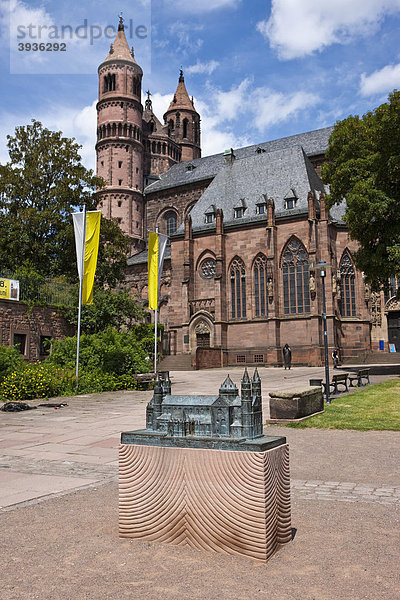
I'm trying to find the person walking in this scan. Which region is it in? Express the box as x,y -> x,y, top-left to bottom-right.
332,349 -> 339,369
283,344 -> 292,370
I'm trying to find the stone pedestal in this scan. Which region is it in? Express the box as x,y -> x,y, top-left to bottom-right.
119,442 -> 291,562
269,386 -> 323,420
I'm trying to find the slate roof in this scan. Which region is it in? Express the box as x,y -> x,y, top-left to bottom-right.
127,244 -> 171,266
145,126 -> 333,194
162,395 -> 219,406
186,145 -> 326,232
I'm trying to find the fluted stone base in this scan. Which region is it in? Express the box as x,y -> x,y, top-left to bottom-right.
119,442 -> 291,562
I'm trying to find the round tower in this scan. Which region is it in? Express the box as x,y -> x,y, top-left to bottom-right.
96,16 -> 144,252
163,69 -> 201,162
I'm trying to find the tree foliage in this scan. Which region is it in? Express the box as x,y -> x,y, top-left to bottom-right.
64,287 -> 145,335
0,120 -> 130,286
321,91 -> 400,285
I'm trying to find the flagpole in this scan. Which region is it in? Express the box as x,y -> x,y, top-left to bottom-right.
76,204 -> 86,387
154,226 -> 159,374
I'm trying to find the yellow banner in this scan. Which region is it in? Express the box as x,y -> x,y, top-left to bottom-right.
148,232 -> 159,310
82,211 -> 101,305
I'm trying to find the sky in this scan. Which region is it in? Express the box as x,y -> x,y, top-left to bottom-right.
1,0 -> 400,170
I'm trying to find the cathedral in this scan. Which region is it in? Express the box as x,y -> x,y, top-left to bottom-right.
96,18 -> 400,367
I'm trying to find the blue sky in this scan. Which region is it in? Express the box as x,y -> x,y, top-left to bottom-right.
1,0 -> 400,170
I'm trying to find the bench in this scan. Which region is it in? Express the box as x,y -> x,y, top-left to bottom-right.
349,368 -> 370,388
327,373 -> 348,395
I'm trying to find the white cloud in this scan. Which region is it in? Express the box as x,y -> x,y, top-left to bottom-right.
164,0 -> 239,13
144,91 -> 173,120
258,0 -> 400,60
212,78 -> 251,121
0,101 -> 98,170
193,79 -> 319,155
167,21 -> 204,55
186,60 -> 219,75
251,89 -> 318,131
360,63 -> 400,96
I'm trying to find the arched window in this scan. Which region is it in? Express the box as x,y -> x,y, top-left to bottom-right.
230,258 -> 247,319
104,73 -> 116,92
282,238 -> 310,314
165,211 -> 177,236
182,118 -> 188,138
254,254 -> 268,317
340,252 -> 356,317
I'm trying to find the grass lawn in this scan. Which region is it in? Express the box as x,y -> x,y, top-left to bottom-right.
286,378 -> 400,431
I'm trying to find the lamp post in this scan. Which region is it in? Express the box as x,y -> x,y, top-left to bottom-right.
316,261 -> 331,404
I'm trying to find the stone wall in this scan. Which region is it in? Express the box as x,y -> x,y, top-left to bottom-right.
0,300 -> 74,362
145,180 -> 211,236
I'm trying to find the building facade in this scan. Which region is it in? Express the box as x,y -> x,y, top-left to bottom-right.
99,21 -> 399,366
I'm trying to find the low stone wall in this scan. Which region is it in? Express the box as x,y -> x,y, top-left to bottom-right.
195,347 -> 228,369
269,386 -> 323,420
0,299 -> 74,361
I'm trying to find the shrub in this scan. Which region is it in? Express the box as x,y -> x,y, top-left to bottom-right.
0,362 -> 73,402
48,327 -> 154,376
0,344 -> 25,382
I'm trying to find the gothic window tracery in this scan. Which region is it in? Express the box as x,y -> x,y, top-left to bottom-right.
282,238 -> 310,314
254,254 -> 268,317
340,252 -> 356,317
230,258 -> 247,319
199,258 -> 216,279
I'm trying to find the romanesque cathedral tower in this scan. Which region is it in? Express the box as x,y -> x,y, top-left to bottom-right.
96,18 -> 201,253
96,17 -> 144,251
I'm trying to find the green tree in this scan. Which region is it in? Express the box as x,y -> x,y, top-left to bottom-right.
321,91 -> 400,286
64,287 -> 145,334
0,120 -> 130,286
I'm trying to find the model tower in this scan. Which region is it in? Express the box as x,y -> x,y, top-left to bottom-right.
163,69 -> 201,162
96,16 -> 144,251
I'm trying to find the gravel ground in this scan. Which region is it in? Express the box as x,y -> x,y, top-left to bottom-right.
1,481 -> 398,600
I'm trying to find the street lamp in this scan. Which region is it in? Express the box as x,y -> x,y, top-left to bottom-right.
315,261 -> 331,405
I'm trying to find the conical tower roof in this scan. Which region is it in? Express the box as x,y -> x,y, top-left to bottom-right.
101,16 -> 142,71
165,69 -> 196,114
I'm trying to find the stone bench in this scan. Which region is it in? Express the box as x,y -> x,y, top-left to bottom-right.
269,386 -> 324,420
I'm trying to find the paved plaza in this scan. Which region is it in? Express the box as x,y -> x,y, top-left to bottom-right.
0,364 -> 399,599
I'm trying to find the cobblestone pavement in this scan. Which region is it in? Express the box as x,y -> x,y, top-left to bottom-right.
291,479 -> 400,505
1,454 -> 399,512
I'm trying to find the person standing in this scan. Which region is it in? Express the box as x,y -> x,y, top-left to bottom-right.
283,344 -> 292,370
332,349 -> 339,369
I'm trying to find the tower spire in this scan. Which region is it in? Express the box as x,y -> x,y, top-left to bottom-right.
118,13 -> 124,31
145,90 -> 152,111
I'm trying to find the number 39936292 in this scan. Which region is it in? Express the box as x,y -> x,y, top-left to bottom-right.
18,42 -> 67,51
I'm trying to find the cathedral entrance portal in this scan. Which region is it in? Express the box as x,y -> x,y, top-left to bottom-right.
189,314 -> 214,354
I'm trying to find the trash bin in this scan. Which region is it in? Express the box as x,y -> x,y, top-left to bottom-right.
309,378 -> 323,387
